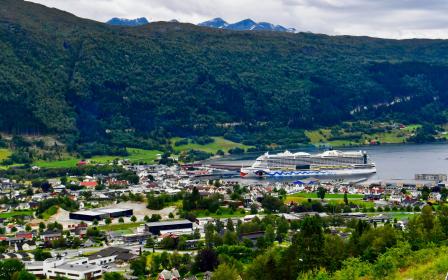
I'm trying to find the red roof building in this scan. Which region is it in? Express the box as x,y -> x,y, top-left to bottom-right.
79,181 -> 98,188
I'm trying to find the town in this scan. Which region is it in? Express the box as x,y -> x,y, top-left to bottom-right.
1,159 -> 447,279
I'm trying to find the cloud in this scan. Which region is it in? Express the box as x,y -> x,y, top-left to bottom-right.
28,0 -> 448,39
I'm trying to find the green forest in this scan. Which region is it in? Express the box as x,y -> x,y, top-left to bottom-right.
1,0 -> 448,157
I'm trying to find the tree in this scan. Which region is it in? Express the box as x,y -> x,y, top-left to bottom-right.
261,195 -> 283,212
244,248 -> 281,280
150,214 -> 162,222
223,231 -> 238,245
205,222 -> 215,248
33,249 -> 52,261
294,216 -> 325,272
317,187 -> 326,200
323,234 -> 347,272
92,219 -> 98,226
144,215 -> 150,222
195,248 -> 218,272
39,222 -> 46,231
105,217 -> 112,225
276,217 -> 289,241
264,224 -> 276,245
130,215 -> 137,222
0,259 -> 25,280
250,204 -> 258,214
343,192 -> 349,206
130,256 -> 147,276
226,218 -> 235,232
169,212 -> 174,219
211,264 -> 240,280
12,270 -> 36,280
118,217 -> 124,223
421,186 -> 431,201
145,236 -> 155,249
420,205 -> 434,232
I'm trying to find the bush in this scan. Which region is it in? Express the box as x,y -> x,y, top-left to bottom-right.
228,147 -> 245,154
174,139 -> 189,146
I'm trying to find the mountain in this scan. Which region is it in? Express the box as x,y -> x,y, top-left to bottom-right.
2,0 -> 448,154
106,17 -> 149,26
198,17 -> 228,29
198,18 -> 296,32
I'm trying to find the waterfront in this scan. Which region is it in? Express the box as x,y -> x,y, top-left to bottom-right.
206,143 -> 448,181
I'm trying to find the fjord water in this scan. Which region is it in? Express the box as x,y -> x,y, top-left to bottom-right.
209,143 -> 448,181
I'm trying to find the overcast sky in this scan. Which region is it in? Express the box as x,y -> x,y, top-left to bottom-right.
29,0 -> 448,39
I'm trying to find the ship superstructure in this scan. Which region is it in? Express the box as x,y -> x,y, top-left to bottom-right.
240,150 -> 376,178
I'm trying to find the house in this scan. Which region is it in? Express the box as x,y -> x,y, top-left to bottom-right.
77,161 -> 88,166
363,194 -> 383,201
79,181 -> 97,188
15,231 -> 33,240
158,268 -> 180,280
74,224 -> 88,237
122,232 -> 151,244
428,192 -> 442,202
239,231 -> 264,242
106,179 -> 129,187
40,230 -> 62,242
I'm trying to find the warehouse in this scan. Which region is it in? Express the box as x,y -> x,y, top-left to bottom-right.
145,220 -> 193,235
69,208 -> 133,221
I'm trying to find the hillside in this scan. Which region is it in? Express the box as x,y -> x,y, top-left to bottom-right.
2,0 -> 448,157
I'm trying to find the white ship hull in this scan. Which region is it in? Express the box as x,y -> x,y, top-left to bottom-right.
240,167 -> 376,178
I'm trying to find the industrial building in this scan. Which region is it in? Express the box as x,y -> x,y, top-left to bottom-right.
145,219 -> 193,235
25,258 -> 102,280
69,208 -> 133,221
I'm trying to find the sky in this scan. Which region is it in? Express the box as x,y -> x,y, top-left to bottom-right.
28,0 -> 448,39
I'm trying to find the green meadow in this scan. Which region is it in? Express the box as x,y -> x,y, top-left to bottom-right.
171,136 -> 251,154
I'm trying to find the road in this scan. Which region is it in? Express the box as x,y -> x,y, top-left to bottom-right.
53,244 -> 196,259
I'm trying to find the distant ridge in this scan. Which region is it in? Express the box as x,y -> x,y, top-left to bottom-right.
198,17 -> 296,32
106,17 -> 149,26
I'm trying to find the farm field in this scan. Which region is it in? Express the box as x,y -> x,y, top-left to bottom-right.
305,122 -> 422,147
0,210 -> 34,219
171,136 -> 251,154
34,148 -> 162,168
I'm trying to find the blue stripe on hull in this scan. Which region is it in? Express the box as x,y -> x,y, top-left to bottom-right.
266,171 -> 331,177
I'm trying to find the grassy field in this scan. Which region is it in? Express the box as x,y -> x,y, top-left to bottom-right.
41,205 -> 58,220
390,212 -> 415,220
91,148 -> 162,164
305,122 -> 421,147
285,195 -> 374,208
171,136 -> 251,154
193,207 -> 247,219
0,210 -> 34,219
97,222 -> 144,231
0,148 -> 11,161
287,192 -> 364,199
18,136 -> 247,169
34,148 -> 162,169
34,158 -> 79,168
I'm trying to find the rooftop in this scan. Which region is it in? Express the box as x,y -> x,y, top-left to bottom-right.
56,263 -> 100,272
71,208 -> 132,216
146,219 -> 193,227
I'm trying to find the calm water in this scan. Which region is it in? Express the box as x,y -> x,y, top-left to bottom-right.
206,143 -> 448,181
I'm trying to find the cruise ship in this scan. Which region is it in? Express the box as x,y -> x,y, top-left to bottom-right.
240,150 -> 376,178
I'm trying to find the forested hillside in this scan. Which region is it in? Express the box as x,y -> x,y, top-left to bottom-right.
1,0 -> 448,155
